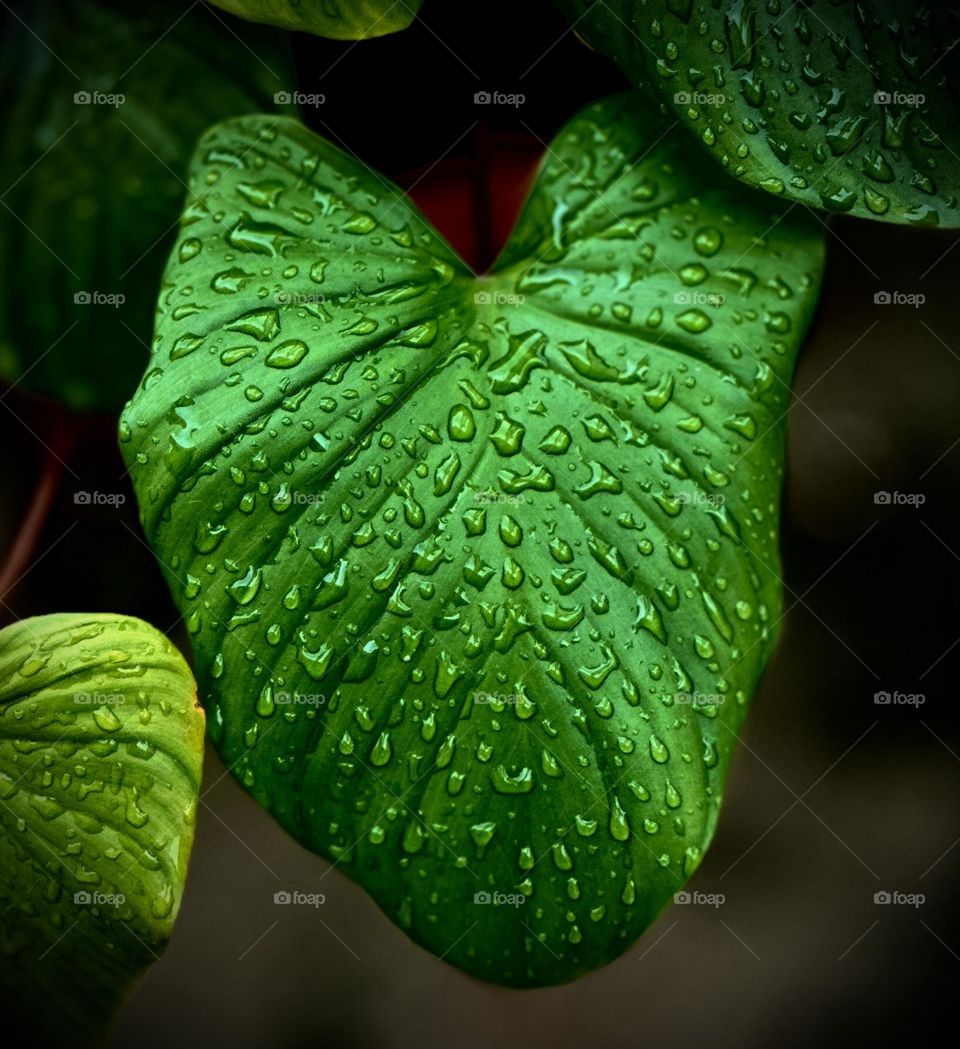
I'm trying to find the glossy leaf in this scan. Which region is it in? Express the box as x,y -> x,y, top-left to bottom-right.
122,94 -> 825,984
208,0 -> 423,39
0,0 -> 292,411
555,0 -> 960,226
0,613 -> 203,1043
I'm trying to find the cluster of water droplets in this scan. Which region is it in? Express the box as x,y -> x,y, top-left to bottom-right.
119,103 -> 821,982
615,0 -> 957,223
0,615 -> 201,966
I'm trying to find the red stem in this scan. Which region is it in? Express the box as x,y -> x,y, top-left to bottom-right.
0,408 -> 77,612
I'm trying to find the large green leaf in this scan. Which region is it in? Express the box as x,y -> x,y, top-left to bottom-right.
208,0 -> 423,38
121,93 -> 825,985
0,0 -> 292,412
0,613 -> 203,1043
555,0 -> 960,226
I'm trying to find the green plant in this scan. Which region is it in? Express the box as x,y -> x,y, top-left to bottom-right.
553,0 -> 960,225
0,614 -> 203,1044
0,0 -> 955,1027
0,0 -> 291,411
207,0 -> 424,38
120,92 -> 824,984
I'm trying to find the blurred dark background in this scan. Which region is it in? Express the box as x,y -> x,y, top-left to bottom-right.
1,1 -> 958,1046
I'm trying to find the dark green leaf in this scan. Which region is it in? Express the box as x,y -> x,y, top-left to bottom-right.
208,0 -> 423,38
121,93 -> 825,984
0,613 -> 203,1044
555,0 -> 960,225
0,0 -> 292,411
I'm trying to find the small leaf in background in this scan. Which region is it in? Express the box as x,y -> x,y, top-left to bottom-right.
0,0 -> 293,412
121,93 -> 825,984
0,613 -> 203,1044
208,0 -> 424,38
554,0 -> 960,226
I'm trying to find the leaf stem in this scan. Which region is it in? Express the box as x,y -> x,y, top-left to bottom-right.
0,405 -> 77,615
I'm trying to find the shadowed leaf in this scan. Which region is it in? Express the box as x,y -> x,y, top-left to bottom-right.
555,0 -> 960,225
208,0 -> 424,39
0,0 -> 292,411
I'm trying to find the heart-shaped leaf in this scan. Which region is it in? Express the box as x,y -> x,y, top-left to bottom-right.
208,0 -> 423,38
0,613 -> 203,1043
555,0 -> 960,226
0,0 -> 292,411
121,93 -> 825,985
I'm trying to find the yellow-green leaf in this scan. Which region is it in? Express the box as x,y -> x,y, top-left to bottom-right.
0,614 -> 203,1042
